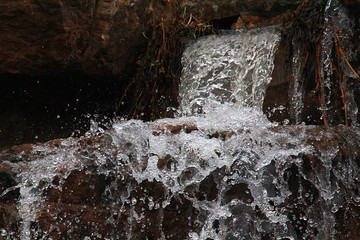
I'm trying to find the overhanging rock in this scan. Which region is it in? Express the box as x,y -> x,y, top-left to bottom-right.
0,0 -> 300,75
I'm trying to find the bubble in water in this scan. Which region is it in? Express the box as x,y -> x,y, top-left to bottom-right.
331,205 -> 339,213
0,229 -> 7,236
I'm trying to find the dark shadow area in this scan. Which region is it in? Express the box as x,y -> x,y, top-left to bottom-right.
211,15 -> 240,30
0,73 -> 131,149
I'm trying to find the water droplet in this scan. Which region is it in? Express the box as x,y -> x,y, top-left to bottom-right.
0,229 -> 7,236
331,205 -> 339,213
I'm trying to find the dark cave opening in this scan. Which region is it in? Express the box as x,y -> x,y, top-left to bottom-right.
210,15 -> 240,30
0,73 -> 131,149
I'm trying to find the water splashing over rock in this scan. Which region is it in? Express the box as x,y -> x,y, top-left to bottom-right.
1,115 -> 359,239
1,12 -> 360,240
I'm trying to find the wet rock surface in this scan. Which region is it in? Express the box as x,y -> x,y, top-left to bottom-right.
264,0 -> 360,125
0,123 -> 359,239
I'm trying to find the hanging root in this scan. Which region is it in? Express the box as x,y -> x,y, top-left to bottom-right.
334,32 -> 360,126
129,6 -> 214,120
333,59 -> 349,126
335,33 -> 360,80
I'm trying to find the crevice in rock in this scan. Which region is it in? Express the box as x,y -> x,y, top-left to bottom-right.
210,15 -> 240,30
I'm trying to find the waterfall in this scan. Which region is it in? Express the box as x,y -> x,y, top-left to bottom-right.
290,47 -> 304,124
0,13 -> 359,240
179,26 -> 280,115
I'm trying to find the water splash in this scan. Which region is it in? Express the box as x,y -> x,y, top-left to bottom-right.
2,105 -> 316,239
9,139 -> 86,239
4,107 -> 358,239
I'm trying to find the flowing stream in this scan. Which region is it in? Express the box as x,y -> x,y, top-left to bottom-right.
1,3 -> 360,239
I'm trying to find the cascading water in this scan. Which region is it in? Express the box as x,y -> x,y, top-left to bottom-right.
290,47 -> 304,124
0,19 -> 359,240
179,27 -> 280,115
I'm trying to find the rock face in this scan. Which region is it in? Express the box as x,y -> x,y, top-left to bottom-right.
0,0 -> 300,75
0,0 -> 149,75
264,0 -> 360,125
0,121 -> 359,239
2,0 -> 357,76
341,0 -> 360,15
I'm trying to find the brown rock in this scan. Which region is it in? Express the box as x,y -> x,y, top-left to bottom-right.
196,173 -> 218,201
231,9 -> 294,29
341,0 -> 360,15
36,202 -> 114,239
222,183 -> 254,204
0,0 -> 301,75
263,37 -> 324,125
0,0 -> 149,75
45,169 -> 107,204
163,194 -> 198,240
0,164 -> 19,203
0,203 -> 20,238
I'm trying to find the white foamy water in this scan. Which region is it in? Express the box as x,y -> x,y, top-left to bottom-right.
5,104 -> 314,239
